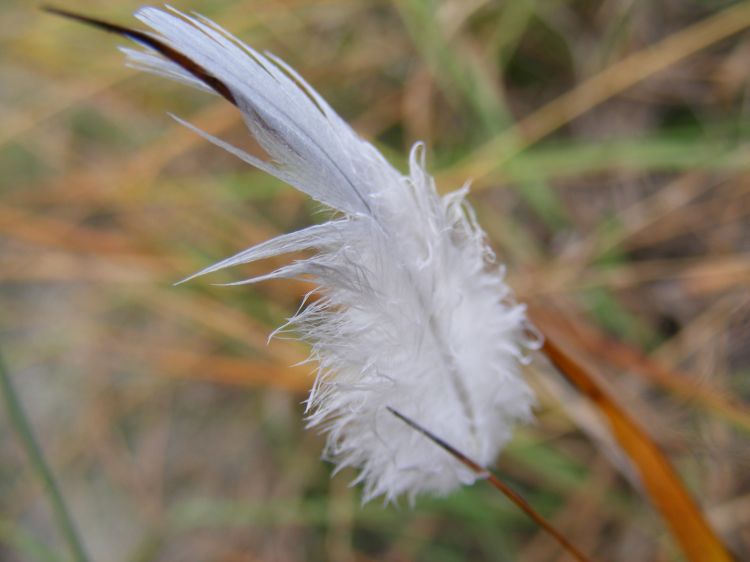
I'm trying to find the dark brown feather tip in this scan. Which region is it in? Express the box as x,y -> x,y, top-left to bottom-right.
42,5 -> 237,105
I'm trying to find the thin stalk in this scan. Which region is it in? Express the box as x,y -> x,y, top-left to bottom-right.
0,351 -> 90,562
532,315 -> 735,562
387,407 -> 593,562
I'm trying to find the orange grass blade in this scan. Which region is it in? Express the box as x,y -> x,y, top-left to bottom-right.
532,312 -> 735,562
388,407 -> 593,562
554,312 -> 750,434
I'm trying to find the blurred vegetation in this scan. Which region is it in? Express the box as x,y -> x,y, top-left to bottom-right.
1,0 -> 749,561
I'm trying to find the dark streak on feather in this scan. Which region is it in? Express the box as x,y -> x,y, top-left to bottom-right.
42,6 -> 237,106
44,5 -> 376,216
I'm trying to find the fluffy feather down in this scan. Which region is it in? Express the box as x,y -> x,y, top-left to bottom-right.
127,6 -> 537,502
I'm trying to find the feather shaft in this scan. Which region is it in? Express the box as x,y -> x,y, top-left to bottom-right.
49,6 -> 539,503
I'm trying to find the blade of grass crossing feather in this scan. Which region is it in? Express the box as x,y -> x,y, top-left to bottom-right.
531,315 -> 735,562
387,407 -> 593,562
0,350 -> 90,562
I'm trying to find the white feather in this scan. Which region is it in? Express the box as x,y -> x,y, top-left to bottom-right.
127,6 -> 538,503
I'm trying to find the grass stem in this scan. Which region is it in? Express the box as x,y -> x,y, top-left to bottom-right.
0,351 -> 90,562
532,315 -> 735,562
388,406 -> 593,562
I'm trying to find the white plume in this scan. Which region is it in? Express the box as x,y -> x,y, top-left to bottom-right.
125,6 -> 537,503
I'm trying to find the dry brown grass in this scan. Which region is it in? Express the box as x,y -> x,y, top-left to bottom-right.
1,1 -> 749,561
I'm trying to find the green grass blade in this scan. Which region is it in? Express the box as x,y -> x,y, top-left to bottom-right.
0,351 -> 90,562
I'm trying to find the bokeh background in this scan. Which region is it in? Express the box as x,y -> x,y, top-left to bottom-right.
2,1 -> 750,560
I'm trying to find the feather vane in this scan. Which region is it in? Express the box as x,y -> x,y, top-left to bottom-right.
94,6 -> 538,502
